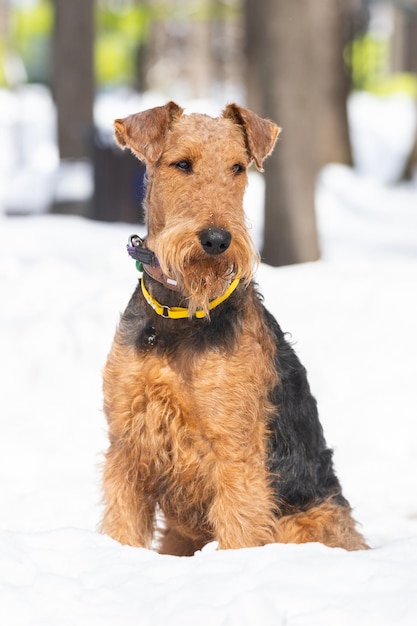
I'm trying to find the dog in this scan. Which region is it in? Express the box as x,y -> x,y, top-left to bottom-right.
101,101 -> 368,555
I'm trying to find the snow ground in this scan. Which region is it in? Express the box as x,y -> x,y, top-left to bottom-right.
1,90 -> 417,625
1,200 -> 417,624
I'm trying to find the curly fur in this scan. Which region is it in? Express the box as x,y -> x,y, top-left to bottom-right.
101,102 -> 368,555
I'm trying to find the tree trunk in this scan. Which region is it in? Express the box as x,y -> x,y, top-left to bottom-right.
52,0 -> 94,160
188,1 -> 212,99
252,0 -> 320,266
244,0 -> 264,116
310,0 -> 352,167
245,0 -> 352,266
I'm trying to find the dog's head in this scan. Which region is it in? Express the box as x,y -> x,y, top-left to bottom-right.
114,102 -> 280,315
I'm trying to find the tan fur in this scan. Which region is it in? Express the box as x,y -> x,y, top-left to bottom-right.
101,102 -> 368,555
102,292 -> 279,552
275,502 -> 369,551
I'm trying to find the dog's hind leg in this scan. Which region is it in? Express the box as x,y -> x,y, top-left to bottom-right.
274,501 -> 369,551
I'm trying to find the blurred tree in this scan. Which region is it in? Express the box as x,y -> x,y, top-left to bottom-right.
0,0 -> 10,85
392,3 -> 417,75
142,0 -> 213,98
245,0 -> 354,266
142,0 -> 242,100
3,0 -> 52,85
189,0 -> 212,99
391,0 -> 417,168
95,0 -> 149,88
52,0 -> 94,159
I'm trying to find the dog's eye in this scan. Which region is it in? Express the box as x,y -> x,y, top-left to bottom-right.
174,160 -> 193,173
231,163 -> 245,175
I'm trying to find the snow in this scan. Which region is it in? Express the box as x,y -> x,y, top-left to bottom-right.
1,210 -> 417,625
347,91 -> 417,185
1,530 -> 416,626
1,92 -> 417,624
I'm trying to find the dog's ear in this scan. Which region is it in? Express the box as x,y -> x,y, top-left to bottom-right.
114,101 -> 184,164
222,104 -> 280,171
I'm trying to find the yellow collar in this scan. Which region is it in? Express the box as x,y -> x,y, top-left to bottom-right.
140,276 -> 240,319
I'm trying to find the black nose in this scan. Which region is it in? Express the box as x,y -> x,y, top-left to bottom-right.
199,228 -> 232,255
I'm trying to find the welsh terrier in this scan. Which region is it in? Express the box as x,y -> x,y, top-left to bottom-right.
101,101 -> 368,555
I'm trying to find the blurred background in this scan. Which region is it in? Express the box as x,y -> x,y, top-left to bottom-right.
0,0 -> 416,266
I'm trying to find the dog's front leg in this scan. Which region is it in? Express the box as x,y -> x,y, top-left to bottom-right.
101,441 -> 155,548
208,461 -> 277,550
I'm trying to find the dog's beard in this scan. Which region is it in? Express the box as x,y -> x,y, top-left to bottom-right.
154,231 -> 258,318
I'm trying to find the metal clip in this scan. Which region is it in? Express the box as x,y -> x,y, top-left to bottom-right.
129,234 -> 144,248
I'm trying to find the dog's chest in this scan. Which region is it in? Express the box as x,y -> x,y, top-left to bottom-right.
106,291 -> 279,492
133,318 -> 277,473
